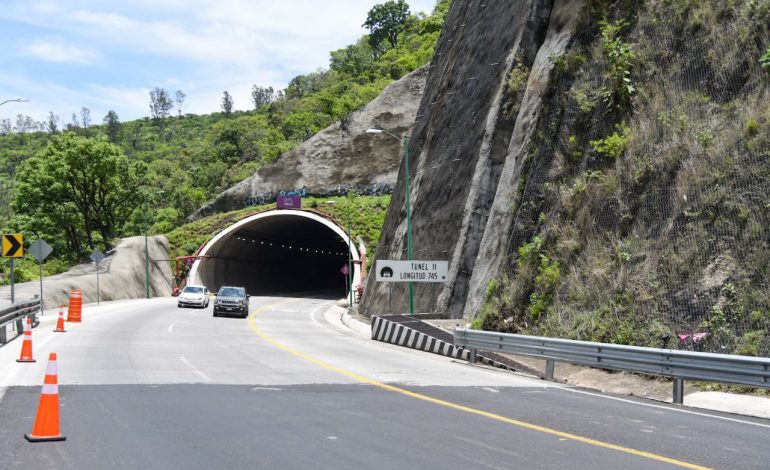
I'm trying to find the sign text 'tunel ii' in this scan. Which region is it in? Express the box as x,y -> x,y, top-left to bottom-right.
375,260 -> 448,283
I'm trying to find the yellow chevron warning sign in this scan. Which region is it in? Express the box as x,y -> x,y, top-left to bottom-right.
2,233 -> 23,258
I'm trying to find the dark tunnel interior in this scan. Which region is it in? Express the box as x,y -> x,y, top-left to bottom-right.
196,213 -> 354,296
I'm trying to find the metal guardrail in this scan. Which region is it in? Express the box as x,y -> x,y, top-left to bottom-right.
0,298 -> 41,344
454,328 -> 770,404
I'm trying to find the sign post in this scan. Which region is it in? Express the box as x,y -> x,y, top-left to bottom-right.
91,250 -> 105,305
2,233 -> 24,304
29,239 -> 53,314
340,264 -> 350,305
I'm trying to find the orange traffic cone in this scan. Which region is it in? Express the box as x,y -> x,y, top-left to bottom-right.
54,307 -> 66,333
25,353 -> 66,442
16,317 -> 36,363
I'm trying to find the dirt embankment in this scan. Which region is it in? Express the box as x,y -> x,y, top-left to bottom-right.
0,236 -> 172,310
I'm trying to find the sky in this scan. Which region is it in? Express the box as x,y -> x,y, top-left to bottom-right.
0,0 -> 437,126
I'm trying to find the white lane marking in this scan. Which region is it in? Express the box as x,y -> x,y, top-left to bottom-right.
167,324 -> 174,333
179,356 -> 212,382
560,387 -> 770,429
454,435 -> 521,457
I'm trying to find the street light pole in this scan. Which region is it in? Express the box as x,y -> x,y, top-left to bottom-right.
366,128 -> 414,314
347,195 -> 354,307
1,99 -> 28,309
144,204 -> 150,299
0,99 -> 29,107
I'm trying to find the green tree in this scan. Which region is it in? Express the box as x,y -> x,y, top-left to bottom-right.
363,0 -> 410,52
330,40 -> 376,79
149,87 -> 173,121
251,85 -> 275,108
174,90 -> 186,117
285,71 -> 330,99
13,134 -> 147,256
103,110 -> 121,143
221,91 -> 234,117
46,112 -> 59,134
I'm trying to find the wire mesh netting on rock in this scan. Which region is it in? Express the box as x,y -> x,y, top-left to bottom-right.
478,1 -> 770,356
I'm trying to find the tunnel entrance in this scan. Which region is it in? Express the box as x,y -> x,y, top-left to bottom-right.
188,209 -> 361,297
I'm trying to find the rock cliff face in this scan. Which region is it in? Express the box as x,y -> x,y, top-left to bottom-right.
193,66 -> 427,217
362,0 -> 586,318
361,0 -> 770,355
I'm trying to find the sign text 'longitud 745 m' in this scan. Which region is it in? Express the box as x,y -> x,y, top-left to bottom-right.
375,260 -> 448,283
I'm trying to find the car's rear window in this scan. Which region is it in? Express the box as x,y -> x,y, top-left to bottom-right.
183,286 -> 204,294
218,287 -> 244,296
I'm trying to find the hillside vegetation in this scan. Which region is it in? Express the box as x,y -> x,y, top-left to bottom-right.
165,195 -> 390,265
475,0 -> 770,355
0,1 -> 449,284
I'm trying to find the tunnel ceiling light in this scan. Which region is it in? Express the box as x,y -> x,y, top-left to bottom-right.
366,128 -> 384,134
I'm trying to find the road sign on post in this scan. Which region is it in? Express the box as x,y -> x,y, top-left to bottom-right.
2,233 -> 23,258
340,264 -> 350,304
29,239 -> 53,314
29,239 -> 52,263
91,249 -> 105,305
2,233 -> 23,304
375,260 -> 448,283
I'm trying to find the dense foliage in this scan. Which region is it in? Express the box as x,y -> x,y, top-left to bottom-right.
0,1 -> 449,284
165,195 -> 391,279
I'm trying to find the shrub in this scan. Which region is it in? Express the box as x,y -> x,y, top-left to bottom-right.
598,20 -> 635,107
761,46 -> 770,70
517,235 -> 544,267
502,56 -> 530,118
528,255 -> 561,320
590,124 -> 631,158
737,330 -> 765,356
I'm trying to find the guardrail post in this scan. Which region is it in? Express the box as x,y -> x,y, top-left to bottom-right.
544,359 -> 555,380
469,348 -> 477,364
672,378 -> 684,405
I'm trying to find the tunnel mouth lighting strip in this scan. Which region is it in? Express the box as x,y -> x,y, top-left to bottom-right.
187,209 -> 361,289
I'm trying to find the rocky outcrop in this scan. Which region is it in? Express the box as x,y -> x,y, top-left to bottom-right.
0,236 -> 172,310
361,0 -> 584,318
193,66 -> 428,218
363,0 -> 770,359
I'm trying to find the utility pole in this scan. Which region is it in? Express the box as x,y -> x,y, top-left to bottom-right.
144,205 -> 150,298
366,128 -> 414,314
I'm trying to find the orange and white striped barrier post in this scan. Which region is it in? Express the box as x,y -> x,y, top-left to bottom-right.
54,306 -> 66,333
25,352 -> 66,442
67,289 -> 82,323
16,317 -> 36,363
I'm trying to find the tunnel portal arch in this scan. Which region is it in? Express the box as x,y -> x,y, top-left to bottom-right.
188,209 -> 361,297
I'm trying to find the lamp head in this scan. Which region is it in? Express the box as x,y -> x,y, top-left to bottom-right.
365,128 -> 383,134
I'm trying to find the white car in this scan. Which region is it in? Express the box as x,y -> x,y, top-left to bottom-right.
177,285 -> 210,308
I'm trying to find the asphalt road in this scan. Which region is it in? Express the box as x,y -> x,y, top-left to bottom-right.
0,296 -> 768,469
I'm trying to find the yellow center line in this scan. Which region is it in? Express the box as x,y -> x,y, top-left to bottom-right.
248,299 -> 711,470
